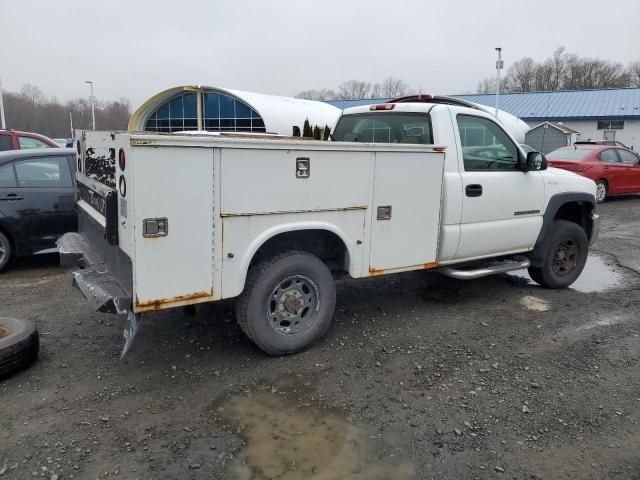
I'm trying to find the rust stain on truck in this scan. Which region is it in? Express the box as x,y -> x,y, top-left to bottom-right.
369,262 -> 437,276
135,289 -> 214,311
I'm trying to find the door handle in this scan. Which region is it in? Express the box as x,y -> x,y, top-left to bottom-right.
0,194 -> 24,201
465,184 -> 483,197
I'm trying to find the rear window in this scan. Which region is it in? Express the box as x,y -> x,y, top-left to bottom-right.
0,134 -> 12,151
333,113 -> 433,144
547,148 -> 592,160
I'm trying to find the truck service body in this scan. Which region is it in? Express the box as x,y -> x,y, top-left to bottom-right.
59,100 -> 599,355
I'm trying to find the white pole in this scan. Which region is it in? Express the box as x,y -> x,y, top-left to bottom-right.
69,111 -> 74,138
86,80 -> 95,129
495,47 -> 503,118
0,75 -> 6,129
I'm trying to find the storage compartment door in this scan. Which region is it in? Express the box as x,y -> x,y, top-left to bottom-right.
369,152 -> 445,272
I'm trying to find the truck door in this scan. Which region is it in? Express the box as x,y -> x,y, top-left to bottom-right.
454,114 -> 544,260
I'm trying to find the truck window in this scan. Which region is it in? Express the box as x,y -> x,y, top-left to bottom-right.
457,115 -> 519,171
333,113 -> 433,144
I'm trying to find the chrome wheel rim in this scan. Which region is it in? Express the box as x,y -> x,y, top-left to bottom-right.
0,236 -> 7,265
596,182 -> 606,202
552,239 -> 579,277
267,275 -> 320,336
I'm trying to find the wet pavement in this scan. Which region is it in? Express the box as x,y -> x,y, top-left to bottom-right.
1,198 -> 640,479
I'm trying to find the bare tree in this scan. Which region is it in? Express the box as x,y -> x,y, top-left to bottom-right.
370,83 -> 383,98
627,61 -> 640,87
503,57 -> 536,92
337,80 -> 372,100
3,84 -> 130,137
294,89 -> 337,101
478,48 -> 637,93
380,77 -> 410,97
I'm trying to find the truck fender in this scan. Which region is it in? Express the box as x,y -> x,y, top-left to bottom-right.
528,192 -> 596,267
232,221 -> 355,297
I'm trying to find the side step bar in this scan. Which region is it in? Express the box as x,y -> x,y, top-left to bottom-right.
439,255 -> 530,280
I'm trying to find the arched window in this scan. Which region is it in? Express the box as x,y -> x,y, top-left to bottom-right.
144,92 -> 198,133
203,92 -> 266,132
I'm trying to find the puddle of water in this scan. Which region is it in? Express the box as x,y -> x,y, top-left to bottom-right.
520,295 -> 550,312
217,387 -> 414,480
509,255 -> 624,293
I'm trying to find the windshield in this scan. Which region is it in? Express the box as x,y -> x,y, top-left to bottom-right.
547,148 -> 593,160
333,113 -> 433,144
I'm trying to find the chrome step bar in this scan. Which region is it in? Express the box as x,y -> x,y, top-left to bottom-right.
438,255 -> 530,280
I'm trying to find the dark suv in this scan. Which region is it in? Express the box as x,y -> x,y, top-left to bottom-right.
0,148 -> 77,272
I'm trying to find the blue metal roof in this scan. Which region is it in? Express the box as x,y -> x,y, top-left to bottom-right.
454,88 -> 640,120
325,98 -> 390,110
325,88 -> 640,120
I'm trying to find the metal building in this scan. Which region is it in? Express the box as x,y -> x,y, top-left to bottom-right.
524,122 -> 578,154
128,86 -> 341,136
455,88 -> 640,150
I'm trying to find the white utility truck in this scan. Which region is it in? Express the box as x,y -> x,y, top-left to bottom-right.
59,97 -> 599,356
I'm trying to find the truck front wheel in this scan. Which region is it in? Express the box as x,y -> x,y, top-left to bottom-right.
528,220 -> 588,289
236,251 -> 336,355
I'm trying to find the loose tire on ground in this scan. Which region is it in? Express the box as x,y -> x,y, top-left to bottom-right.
236,251 -> 336,356
0,317 -> 39,379
0,231 -> 11,272
528,219 -> 588,289
595,180 -> 607,204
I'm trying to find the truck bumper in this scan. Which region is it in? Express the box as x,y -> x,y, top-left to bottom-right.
590,213 -> 600,245
57,232 -> 131,314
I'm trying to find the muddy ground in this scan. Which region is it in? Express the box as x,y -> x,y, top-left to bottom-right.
1,197 -> 639,480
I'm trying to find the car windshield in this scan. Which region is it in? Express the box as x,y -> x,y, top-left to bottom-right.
547,148 -> 593,160
333,113 -> 433,144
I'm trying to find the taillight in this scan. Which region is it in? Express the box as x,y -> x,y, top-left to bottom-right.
118,148 -> 126,171
370,104 -> 395,110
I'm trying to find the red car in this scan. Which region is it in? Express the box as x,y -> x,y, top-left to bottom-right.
546,144 -> 640,203
0,129 -> 59,152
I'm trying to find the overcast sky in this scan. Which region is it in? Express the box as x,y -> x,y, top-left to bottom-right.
1,0 -> 639,109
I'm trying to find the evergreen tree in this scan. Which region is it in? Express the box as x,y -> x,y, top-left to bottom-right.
323,125 -> 331,140
313,125 -> 321,140
302,119 -> 312,137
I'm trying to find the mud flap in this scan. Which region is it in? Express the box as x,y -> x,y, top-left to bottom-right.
121,311 -> 141,359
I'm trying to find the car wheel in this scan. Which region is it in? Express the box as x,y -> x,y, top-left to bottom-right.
528,220 -> 588,289
236,251 -> 336,356
0,317 -> 40,379
595,180 -> 607,203
0,232 -> 11,273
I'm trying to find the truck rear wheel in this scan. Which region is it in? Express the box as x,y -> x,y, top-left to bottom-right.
236,251 -> 336,355
528,220 -> 588,289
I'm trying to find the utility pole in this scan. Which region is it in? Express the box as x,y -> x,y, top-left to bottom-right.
495,47 -> 503,118
69,111 -> 74,138
85,80 -> 96,129
0,75 -> 6,129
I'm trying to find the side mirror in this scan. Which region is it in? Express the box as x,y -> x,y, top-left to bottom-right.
526,151 -> 548,171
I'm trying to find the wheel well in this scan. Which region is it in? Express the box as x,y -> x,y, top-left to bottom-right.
250,230 -> 349,274
554,201 -> 592,238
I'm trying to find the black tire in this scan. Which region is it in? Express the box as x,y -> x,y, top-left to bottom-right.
595,180 -> 607,204
0,317 -> 39,379
528,220 -> 588,289
236,251 -> 336,355
0,231 -> 11,273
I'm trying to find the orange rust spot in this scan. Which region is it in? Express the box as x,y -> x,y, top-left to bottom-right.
135,289 -> 213,310
423,262 -> 437,269
368,267 -> 385,276
433,145 -> 447,152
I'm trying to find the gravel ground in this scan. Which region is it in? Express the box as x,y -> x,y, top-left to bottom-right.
1,197 -> 639,480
